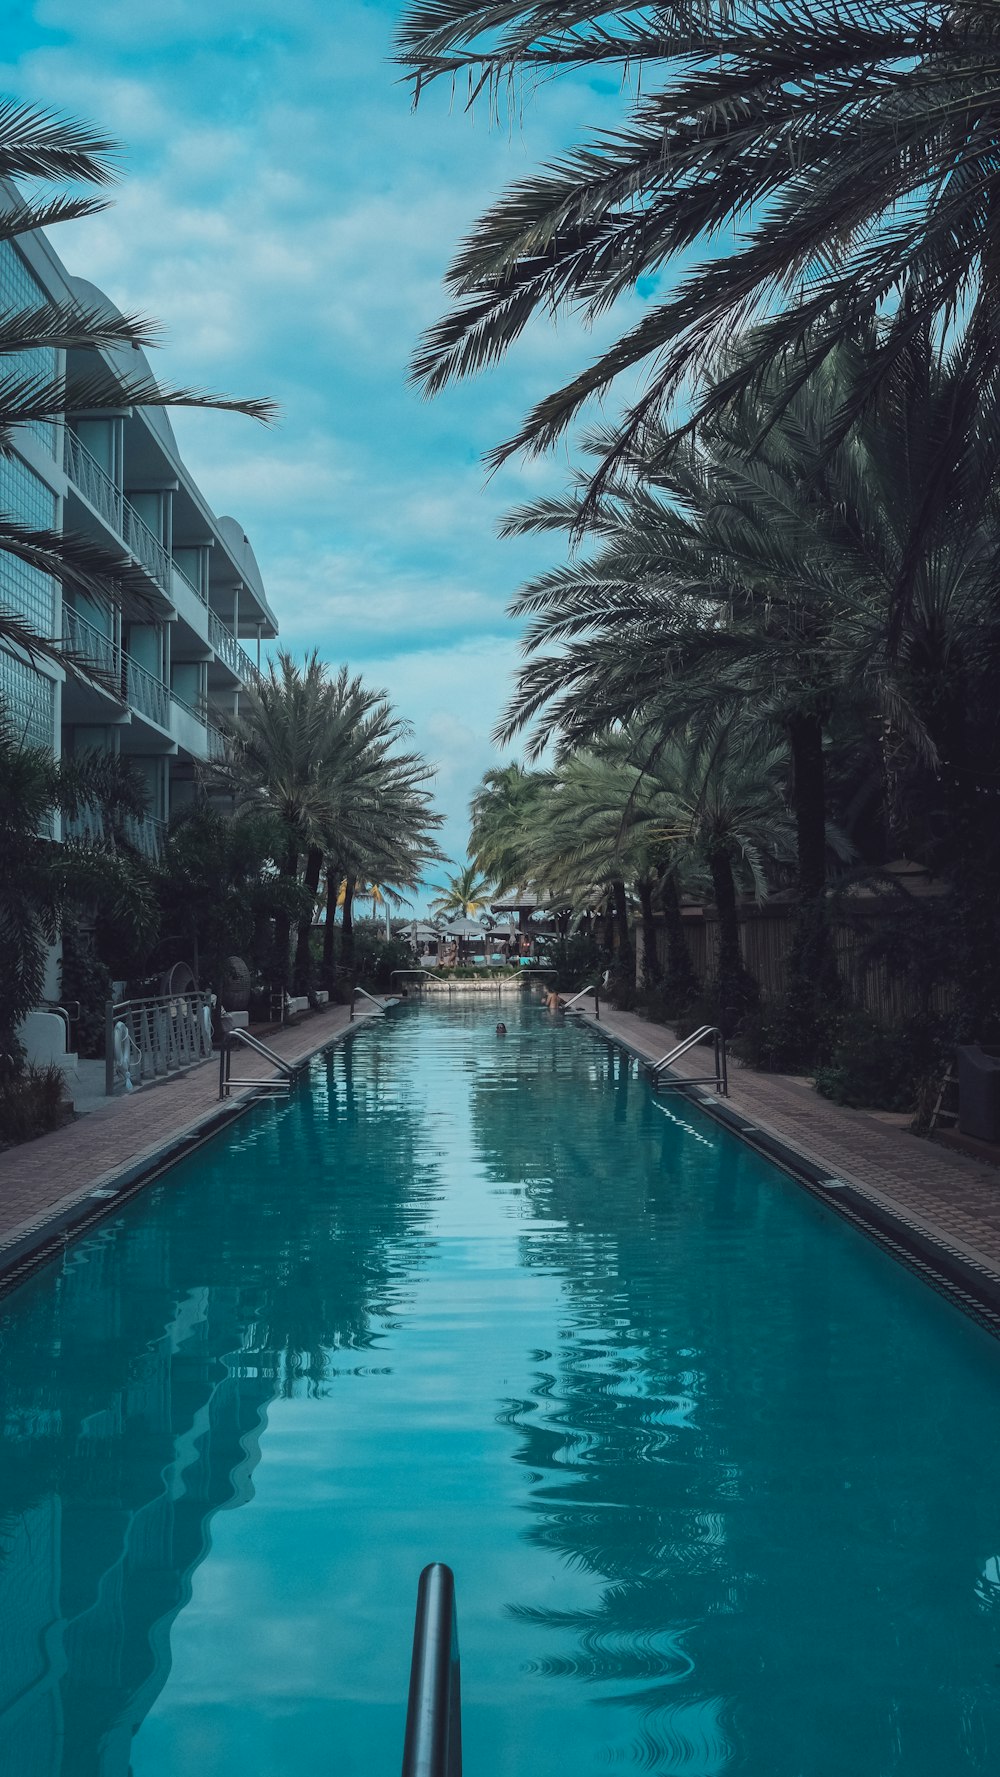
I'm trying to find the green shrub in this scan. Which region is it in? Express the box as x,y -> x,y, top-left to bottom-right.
546,934 -> 607,991
634,970 -> 703,1028
355,934 -> 426,989
670,971 -> 760,1042
732,995 -> 830,1073
813,1010 -> 955,1112
60,916 -> 112,1058
0,1065 -> 70,1148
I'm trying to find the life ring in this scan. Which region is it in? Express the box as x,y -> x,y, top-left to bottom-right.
113,1019 -> 140,1092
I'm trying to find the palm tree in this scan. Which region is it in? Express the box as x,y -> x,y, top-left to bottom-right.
212,652 -> 441,991
495,326 -> 1000,1042
211,652 -> 364,985
469,762 -> 545,894
429,863 -> 493,922
321,753 -> 442,980
0,101 -> 274,671
676,727 -> 795,1029
398,3 -> 1000,492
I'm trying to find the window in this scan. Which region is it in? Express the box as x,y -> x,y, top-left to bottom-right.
0,241 -> 58,455
0,453 -> 57,635
0,649 -> 55,750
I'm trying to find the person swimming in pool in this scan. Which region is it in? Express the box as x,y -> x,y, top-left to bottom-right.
496,1022 -> 507,1035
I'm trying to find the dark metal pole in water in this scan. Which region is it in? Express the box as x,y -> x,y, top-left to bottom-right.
401,1563 -> 462,1777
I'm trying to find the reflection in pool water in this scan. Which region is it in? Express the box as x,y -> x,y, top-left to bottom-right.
0,1001 -> 999,1775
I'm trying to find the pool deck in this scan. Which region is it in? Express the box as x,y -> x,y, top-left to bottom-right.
576,1005 -> 1000,1325
0,1002 -> 370,1285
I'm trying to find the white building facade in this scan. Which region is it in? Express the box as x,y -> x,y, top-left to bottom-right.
0,219 -> 277,859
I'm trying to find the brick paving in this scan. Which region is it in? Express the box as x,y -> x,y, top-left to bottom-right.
577,1004 -> 1000,1282
0,1002 -> 370,1263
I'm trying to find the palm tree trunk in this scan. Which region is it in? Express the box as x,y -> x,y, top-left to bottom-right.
322,866 -> 341,986
637,878 -> 661,986
611,878 -> 629,953
341,874 -> 356,967
787,709 -> 827,903
660,874 -> 698,1007
709,848 -> 755,1033
602,897 -> 615,953
786,708 -> 839,1025
274,837 -> 298,990
293,846 -> 323,993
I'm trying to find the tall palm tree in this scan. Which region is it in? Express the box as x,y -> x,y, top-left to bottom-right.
469,762 -> 545,894
398,2 -> 1000,491
319,752 -> 442,981
212,652 -> 441,990
0,101 -> 274,671
675,727 -> 796,1029
429,863 -> 493,922
496,328 -> 995,1039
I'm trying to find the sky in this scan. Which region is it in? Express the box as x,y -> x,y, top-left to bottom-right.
2,0 -> 649,905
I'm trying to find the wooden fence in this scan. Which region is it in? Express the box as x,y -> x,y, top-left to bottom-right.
642,902 -> 953,1024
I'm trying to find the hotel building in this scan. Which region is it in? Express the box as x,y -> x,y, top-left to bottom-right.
0,217 -> 277,861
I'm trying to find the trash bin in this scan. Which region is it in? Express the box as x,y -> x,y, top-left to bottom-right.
957,1045 -> 1000,1143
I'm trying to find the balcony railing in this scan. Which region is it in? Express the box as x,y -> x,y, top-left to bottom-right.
207,608 -> 261,688
63,427 -> 122,532
124,654 -> 170,729
64,428 -> 173,593
63,604 -> 121,688
64,429 -> 260,690
168,689 -> 227,762
64,804 -> 166,860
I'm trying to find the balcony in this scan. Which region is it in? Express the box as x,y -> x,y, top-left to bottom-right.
64,804 -> 167,861
63,604 -> 121,694
64,607 -> 231,763
64,429 -> 261,690
64,429 -> 172,593
207,608 -> 261,689
123,655 -> 170,730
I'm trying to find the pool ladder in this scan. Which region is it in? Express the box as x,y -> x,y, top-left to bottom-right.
649,1025 -> 728,1096
402,1563 -> 462,1777
562,984 -> 600,1019
218,1028 -> 296,1099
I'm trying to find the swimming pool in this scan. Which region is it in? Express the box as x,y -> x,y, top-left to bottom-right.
1,1000 -> 999,1776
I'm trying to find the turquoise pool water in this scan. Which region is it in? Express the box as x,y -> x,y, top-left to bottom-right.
2,1001 -> 1000,1775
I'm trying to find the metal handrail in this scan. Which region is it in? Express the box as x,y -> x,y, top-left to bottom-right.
219,1027 -> 297,1099
650,1025 -> 715,1070
351,984 -> 399,1019
650,1025 -> 728,1097
228,1027 -> 296,1074
106,990 -> 213,1095
401,1564 -> 462,1777
562,983 -> 596,1011
63,603 -> 121,686
207,606 -> 263,689
124,652 -> 170,728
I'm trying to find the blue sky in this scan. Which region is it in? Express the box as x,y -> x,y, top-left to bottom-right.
3,0 -> 644,902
